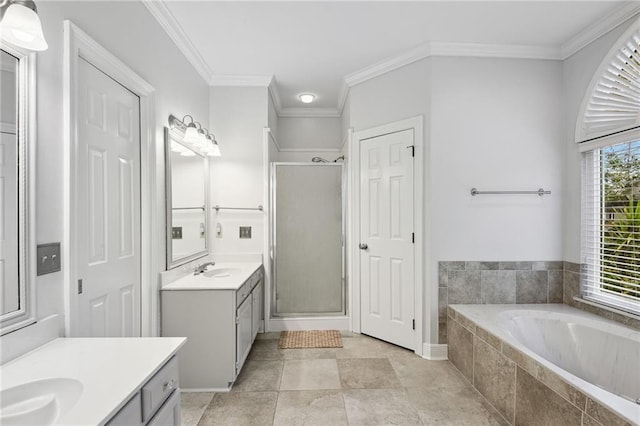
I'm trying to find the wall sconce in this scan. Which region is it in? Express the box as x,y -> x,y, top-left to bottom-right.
0,0 -> 48,51
169,114 -> 221,157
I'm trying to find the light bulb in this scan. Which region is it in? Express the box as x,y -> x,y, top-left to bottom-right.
298,93 -> 315,104
209,142 -> 221,157
183,123 -> 199,143
0,3 -> 48,51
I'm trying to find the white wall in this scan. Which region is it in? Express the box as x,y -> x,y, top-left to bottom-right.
347,56 -> 565,345
277,117 -> 342,150
562,18 -> 637,263
209,86 -> 268,254
30,1 -> 210,334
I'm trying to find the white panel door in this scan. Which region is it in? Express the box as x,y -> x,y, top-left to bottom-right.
360,129 -> 414,349
75,57 -> 141,337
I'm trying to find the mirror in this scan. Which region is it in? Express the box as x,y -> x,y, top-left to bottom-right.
165,127 -> 208,269
1,45 -> 36,335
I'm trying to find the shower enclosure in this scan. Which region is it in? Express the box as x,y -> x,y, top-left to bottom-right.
270,163 -> 345,317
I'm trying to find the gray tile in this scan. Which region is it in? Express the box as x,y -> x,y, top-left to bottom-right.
335,335 -> 410,359
438,287 -> 448,322
499,261 -> 532,270
448,270 -> 482,304
516,270 -> 548,303
446,261 -> 466,271
447,318 -> 474,382
533,261 -> 564,271
564,261 -> 581,273
481,270 -> 516,304
280,359 -> 341,390
548,270 -> 564,303
343,389 -> 421,426
248,340 -> 285,361
256,332 -> 281,340
337,358 -> 401,389
438,262 -> 449,287
563,270 -> 581,305
232,360 -> 283,392
198,391 -> 278,426
273,390 -> 348,426
281,348 -> 337,360
407,385 -> 503,425
388,356 -> 467,389
479,262 -> 500,270
465,261 -> 482,270
439,320 -> 448,344
585,398 -> 635,426
180,392 -> 214,426
473,336 -> 516,423
515,367 -> 582,426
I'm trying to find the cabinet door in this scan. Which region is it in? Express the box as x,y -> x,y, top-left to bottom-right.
146,389 -> 180,426
236,296 -> 252,375
251,281 -> 263,341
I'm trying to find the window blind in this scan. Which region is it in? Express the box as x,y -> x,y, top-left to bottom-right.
581,138 -> 640,314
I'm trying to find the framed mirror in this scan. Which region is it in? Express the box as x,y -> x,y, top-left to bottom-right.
165,127 -> 208,269
1,44 -> 36,335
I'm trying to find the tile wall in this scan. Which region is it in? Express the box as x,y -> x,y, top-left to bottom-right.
438,261 -> 564,344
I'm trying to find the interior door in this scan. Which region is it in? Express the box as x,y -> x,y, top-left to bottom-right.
74,57 -> 141,337
360,129 -> 415,349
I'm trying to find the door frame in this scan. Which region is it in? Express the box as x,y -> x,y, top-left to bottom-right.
63,21 -> 158,337
349,116 -> 425,356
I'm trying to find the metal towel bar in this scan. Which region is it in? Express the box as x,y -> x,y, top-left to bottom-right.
213,205 -> 264,212
470,188 -> 551,197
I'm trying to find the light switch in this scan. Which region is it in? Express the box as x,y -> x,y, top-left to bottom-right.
239,226 -> 252,239
37,243 -> 61,276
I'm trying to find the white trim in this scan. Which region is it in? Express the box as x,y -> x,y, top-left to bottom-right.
350,116 -> 425,356
267,316 -> 351,332
0,122 -> 16,134
422,343 -> 448,361
561,3 -> 640,59
210,75 -> 273,87
141,0 -> 213,84
279,107 -> 341,118
63,21 -> 158,337
182,387 -> 233,393
268,80 -> 283,117
337,81 -> 349,116
262,128 -> 272,332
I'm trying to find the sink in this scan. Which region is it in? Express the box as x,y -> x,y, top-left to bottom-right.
1,378 -> 83,425
202,268 -> 242,279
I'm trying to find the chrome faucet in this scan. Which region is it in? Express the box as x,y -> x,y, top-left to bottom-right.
194,261 -> 215,275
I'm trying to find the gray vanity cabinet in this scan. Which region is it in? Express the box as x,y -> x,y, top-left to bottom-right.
161,267 -> 263,390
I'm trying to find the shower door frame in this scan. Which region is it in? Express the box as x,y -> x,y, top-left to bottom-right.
270,162 -> 347,318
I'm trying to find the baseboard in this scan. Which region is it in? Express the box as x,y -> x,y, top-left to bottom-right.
422,343 -> 448,360
267,316 -> 350,332
181,387 -> 231,393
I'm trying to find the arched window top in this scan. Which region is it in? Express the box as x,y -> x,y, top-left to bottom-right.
576,16 -> 640,143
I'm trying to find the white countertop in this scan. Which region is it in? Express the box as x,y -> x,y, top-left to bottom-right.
0,337 -> 186,425
161,262 -> 262,291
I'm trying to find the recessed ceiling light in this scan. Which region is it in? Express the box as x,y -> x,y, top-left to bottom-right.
298,93 -> 315,104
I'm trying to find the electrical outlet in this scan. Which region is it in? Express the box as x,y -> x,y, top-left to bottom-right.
239,226 -> 252,239
172,227 -> 182,239
37,243 -> 61,276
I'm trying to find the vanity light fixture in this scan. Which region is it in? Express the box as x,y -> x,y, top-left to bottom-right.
298,93 -> 315,104
168,114 -> 222,157
0,0 -> 48,51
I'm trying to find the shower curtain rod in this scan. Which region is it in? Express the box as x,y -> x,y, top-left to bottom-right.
470,188 -> 551,196
213,205 -> 264,212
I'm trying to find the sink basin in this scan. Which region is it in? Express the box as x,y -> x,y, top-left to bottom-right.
202,268 -> 243,279
1,378 -> 83,425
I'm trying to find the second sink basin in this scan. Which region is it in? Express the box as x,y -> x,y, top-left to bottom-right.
1,378 -> 83,426
202,268 -> 242,279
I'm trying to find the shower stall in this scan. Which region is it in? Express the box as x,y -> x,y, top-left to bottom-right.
270,162 -> 346,319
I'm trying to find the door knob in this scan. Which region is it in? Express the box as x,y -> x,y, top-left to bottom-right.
359,243 -> 368,250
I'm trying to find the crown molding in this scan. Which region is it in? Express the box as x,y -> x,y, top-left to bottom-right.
561,2 -> 640,59
268,78 -> 283,114
337,80 -> 349,115
141,0 -> 213,84
279,107 -> 341,118
210,75 -> 274,86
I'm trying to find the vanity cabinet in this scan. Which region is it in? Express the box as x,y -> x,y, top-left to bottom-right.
161,266 -> 264,390
107,356 -> 181,426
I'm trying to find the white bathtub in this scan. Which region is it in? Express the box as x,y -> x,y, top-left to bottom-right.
450,304 -> 640,425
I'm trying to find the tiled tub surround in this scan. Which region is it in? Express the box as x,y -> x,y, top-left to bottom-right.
438,261 -> 564,343
447,304 -> 640,426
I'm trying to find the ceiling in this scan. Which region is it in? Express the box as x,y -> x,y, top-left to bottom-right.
150,1 -> 639,115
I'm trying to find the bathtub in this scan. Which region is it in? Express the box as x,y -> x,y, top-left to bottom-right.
448,304 -> 640,425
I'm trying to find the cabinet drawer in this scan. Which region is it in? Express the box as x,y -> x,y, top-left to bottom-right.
236,282 -> 251,307
141,356 -> 179,422
146,388 -> 180,426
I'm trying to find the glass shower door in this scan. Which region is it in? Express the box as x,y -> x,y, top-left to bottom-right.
272,163 -> 345,316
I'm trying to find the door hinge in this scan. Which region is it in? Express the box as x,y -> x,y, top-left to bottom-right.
235,316 -> 240,325
77,279 -> 83,294
407,145 -> 415,157
412,233 -> 415,243
412,319 -> 415,330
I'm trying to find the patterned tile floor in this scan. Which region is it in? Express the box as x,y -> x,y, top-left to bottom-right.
180,332 -> 505,425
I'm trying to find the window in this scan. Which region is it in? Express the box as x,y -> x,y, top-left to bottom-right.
582,138 -> 639,314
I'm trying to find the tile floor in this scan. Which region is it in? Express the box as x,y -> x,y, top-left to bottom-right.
180,332 -> 506,426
